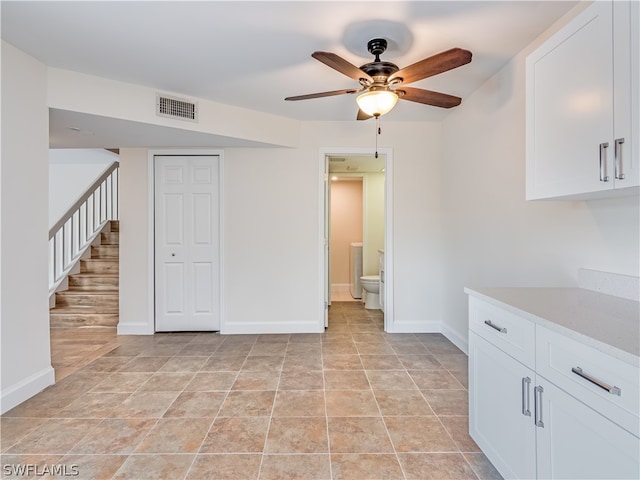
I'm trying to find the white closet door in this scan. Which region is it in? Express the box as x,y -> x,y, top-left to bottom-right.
155,155 -> 220,331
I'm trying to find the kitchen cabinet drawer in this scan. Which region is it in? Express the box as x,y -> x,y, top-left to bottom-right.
536,325 -> 640,436
469,297 -> 535,368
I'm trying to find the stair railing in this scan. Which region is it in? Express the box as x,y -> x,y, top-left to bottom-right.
49,162 -> 119,294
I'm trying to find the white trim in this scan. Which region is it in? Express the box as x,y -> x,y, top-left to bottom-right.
1,366 -> 55,415
319,147 -> 393,331
145,149 -> 224,335
441,323 -> 469,355
222,320 -> 324,335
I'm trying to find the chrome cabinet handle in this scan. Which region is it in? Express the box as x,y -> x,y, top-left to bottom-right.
521,377 -> 531,417
534,385 -> 544,428
484,320 -> 507,334
571,367 -> 621,396
600,142 -> 610,182
615,138 -> 625,180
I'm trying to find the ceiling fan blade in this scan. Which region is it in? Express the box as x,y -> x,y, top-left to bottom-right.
312,52 -> 373,83
357,109 -> 373,121
285,88 -> 360,101
398,87 -> 462,108
389,48 -> 472,84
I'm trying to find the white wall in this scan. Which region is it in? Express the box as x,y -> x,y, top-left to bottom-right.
117,120 -> 444,335
440,8 -> 640,352
1,42 -> 55,414
363,172 -> 385,276
49,148 -> 117,226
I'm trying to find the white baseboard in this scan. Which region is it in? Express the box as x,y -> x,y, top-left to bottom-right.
1,366 -> 55,415
440,323 -> 469,355
221,320 -> 324,335
117,323 -> 154,335
388,320 -> 441,334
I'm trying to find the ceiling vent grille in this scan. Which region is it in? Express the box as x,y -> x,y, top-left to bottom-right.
156,94 -> 198,122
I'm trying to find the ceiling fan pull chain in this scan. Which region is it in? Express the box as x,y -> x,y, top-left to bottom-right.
375,117 -> 380,158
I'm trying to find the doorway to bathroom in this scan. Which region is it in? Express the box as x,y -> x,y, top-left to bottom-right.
320,148 -> 393,331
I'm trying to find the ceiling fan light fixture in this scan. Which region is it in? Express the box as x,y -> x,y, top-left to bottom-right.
356,89 -> 398,117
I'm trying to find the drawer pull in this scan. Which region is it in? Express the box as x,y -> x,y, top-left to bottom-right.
484,320 -> 507,333
534,385 -> 544,428
571,367 -> 621,396
521,377 -> 531,417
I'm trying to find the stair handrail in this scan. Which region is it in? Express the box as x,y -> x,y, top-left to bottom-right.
49,161 -> 119,294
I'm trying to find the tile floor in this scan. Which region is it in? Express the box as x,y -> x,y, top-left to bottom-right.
1,302 -> 502,480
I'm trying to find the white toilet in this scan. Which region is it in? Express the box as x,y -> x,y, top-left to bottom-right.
360,275 -> 380,309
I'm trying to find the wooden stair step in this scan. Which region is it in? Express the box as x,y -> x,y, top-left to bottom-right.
100,232 -> 119,245
68,274 -> 119,290
55,291 -> 119,308
109,220 -> 119,232
49,310 -> 119,328
81,259 -> 119,274
91,245 -> 119,258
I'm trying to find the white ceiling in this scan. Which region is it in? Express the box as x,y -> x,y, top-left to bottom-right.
2,0 -> 578,148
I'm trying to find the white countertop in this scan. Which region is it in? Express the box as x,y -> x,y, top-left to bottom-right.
464,287 -> 640,366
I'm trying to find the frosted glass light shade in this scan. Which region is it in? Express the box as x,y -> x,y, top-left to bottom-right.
356,90 -> 399,117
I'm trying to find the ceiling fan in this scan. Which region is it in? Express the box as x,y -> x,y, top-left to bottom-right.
285,38 -> 472,119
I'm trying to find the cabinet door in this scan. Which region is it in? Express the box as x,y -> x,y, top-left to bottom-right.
469,332 -> 536,479
536,378 -> 640,480
526,1 -> 614,199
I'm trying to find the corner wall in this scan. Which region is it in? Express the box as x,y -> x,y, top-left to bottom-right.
1,42 -> 54,413
440,8 -> 640,352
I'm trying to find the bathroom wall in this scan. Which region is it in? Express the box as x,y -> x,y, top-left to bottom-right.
330,178 -> 362,288
363,172 -> 385,276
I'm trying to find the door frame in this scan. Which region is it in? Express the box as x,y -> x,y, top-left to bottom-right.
319,147 -> 393,331
147,149 -> 224,333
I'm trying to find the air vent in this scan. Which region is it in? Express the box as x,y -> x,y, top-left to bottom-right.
156,94 -> 198,122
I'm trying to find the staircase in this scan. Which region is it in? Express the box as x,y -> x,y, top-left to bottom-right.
49,221 -> 119,329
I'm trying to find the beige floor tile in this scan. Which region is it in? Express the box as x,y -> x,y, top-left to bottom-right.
108,391 -> 179,418
325,390 -> 380,417
0,454 -> 64,477
118,356 -> 169,372
185,372 -> 238,391
57,454 -> 128,479
330,453 -> 404,480
327,417 -> 393,453
218,391 -> 275,417
90,372 -> 154,393
201,355 -> 247,371
135,418 -> 211,453
137,372 -> 195,392
112,453 -> 195,480
200,417 -> 270,453
0,418 -> 47,452
360,355 -> 404,370
163,391 -> 226,418
423,389 -> 469,416
398,452 -> 479,479
463,452 -> 504,480
272,391 -> 325,417
397,354 -> 442,370
232,371 -> 280,391
366,370 -> 418,390
258,453 -> 331,480
384,416 -> 458,453
71,418 -> 157,454
55,392 -> 130,418
278,370 -> 324,390
374,390 -> 435,416
241,356 -> 284,372
186,453 -> 262,479
440,416 -> 481,453
322,354 -> 363,371
7,419 -> 100,455
323,370 -> 370,390
282,353 -> 323,372
408,369 -> 465,390
265,417 -> 328,453
158,356 -> 209,372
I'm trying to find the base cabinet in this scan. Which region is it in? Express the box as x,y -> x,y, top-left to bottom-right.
469,332 -> 536,479
536,379 -> 639,480
469,298 -> 640,479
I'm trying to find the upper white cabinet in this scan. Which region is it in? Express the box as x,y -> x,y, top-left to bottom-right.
526,0 -> 639,200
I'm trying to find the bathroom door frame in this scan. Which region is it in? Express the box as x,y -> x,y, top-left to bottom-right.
319,147 -> 393,332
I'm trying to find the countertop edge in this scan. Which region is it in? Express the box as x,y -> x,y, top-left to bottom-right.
464,287 -> 640,367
